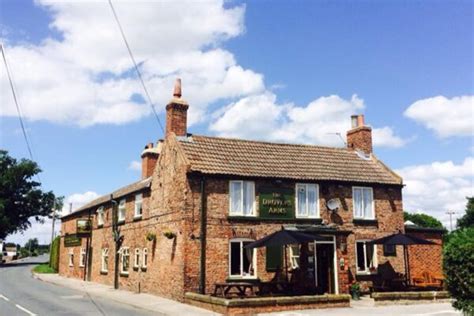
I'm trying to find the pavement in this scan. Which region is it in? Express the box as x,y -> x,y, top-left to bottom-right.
0,255 -> 462,316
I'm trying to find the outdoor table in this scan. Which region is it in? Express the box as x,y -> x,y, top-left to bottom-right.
213,282 -> 255,298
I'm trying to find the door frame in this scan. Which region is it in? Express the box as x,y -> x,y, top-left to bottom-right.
313,236 -> 339,294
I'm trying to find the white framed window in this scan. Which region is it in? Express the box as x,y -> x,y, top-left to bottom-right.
68,249 -> 74,267
289,245 -> 300,269
229,239 -> 257,278
79,247 -> 86,267
355,240 -> 377,274
134,248 -> 141,269
134,193 -> 143,218
295,183 -> 319,218
118,199 -> 126,222
101,248 -> 109,272
229,181 -> 255,216
120,247 -> 130,274
142,248 -> 148,269
353,187 -> 374,219
97,206 -> 105,226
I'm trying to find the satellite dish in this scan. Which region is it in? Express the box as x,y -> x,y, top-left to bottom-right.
327,198 -> 341,211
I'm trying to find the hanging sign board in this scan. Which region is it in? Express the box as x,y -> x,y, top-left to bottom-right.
76,219 -> 92,235
259,187 -> 294,219
64,234 -> 81,247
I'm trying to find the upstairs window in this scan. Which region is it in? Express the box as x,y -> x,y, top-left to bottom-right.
229,239 -> 256,278
296,183 -> 319,218
356,240 -> 377,274
101,248 -> 109,272
134,193 -> 143,218
229,181 -> 255,216
118,199 -> 126,222
353,187 -> 374,219
97,206 -> 105,226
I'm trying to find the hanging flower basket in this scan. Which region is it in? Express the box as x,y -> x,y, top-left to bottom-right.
163,230 -> 176,239
146,232 -> 156,242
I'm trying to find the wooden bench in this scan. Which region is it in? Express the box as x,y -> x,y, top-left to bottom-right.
213,282 -> 255,298
412,272 -> 444,288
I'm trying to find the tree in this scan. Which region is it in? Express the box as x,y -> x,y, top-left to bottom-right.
443,228 -> 474,314
457,197 -> 474,229
404,211 -> 445,229
0,150 -> 55,239
24,238 -> 39,253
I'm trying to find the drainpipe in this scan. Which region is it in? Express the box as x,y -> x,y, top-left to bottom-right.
83,207 -> 92,281
110,195 -> 120,290
198,177 -> 207,294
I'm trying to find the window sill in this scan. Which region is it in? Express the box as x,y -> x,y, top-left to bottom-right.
133,216 -> 142,222
226,277 -> 260,283
117,220 -> 125,225
100,270 -> 108,275
353,219 -> 378,226
356,270 -> 378,276
141,267 -> 147,272
120,272 -> 129,277
133,266 -> 140,271
97,224 -> 104,228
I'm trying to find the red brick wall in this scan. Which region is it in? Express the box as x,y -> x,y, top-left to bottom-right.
165,102 -> 188,137
347,126 -> 373,154
407,231 -> 443,280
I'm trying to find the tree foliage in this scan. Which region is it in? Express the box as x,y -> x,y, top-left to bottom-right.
457,197 -> 474,229
404,211 -> 445,229
443,228 -> 474,314
0,150 -> 55,239
24,238 -> 39,251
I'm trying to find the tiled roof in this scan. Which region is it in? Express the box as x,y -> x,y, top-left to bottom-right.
178,135 -> 402,185
61,177 -> 152,219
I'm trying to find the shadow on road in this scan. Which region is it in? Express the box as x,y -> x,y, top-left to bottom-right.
0,260 -> 48,268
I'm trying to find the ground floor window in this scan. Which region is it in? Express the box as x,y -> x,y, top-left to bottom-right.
120,247 -> 130,274
134,248 -> 141,269
229,239 -> 256,278
68,249 -> 74,267
79,248 -> 86,267
289,245 -> 300,269
356,240 -> 377,274
142,248 -> 148,269
101,248 -> 109,272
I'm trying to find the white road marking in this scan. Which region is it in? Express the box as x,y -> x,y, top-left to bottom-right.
0,294 -> 10,301
15,304 -> 37,316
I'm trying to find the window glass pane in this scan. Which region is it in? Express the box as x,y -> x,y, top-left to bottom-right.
366,243 -> 374,268
354,188 -> 363,218
230,182 -> 242,214
242,242 -> 253,276
297,185 -> 307,216
230,242 -> 241,276
307,185 -> 317,217
356,242 -> 366,271
243,182 -> 254,216
363,188 -> 373,218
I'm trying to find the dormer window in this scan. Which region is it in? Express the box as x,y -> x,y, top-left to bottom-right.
229,181 -> 255,216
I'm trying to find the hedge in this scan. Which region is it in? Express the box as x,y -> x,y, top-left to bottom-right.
443,228 -> 474,315
49,236 -> 60,272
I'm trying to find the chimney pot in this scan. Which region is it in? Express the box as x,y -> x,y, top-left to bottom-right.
173,78 -> 182,98
357,114 -> 365,127
166,78 -> 189,137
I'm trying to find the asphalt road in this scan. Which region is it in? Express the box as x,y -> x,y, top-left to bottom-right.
0,255 -> 155,316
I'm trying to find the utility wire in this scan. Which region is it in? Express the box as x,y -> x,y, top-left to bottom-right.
1,43 -> 41,183
108,0 -> 165,134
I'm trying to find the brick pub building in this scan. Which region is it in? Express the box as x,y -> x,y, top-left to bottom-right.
59,80 -> 443,308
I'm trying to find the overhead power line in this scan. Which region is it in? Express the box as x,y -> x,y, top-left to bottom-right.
1,43 -> 41,183
108,0 -> 165,134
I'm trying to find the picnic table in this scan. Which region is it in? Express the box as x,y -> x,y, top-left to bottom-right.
213,282 -> 255,298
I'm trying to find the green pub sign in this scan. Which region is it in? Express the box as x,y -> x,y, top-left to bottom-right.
259,187 -> 294,219
64,234 -> 81,247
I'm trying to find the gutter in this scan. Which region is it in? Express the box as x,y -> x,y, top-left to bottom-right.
198,177 -> 207,294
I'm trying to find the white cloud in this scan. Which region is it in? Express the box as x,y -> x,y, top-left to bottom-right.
0,0 -> 263,127
6,191 -> 100,245
396,157 -> 474,229
128,160 -> 141,171
210,92 -> 408,148
404,95 -> 474,138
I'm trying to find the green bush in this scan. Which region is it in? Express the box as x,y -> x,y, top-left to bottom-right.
33,263 -> 56,274
49,236 -> 60,272
443,228 -> 474,314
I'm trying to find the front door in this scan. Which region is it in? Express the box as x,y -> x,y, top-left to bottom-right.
315,243 -> 335,294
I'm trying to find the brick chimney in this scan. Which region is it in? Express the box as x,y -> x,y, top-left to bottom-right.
166,78 -> 189,137
346,114 -> 373,154
141,141 -> 163,179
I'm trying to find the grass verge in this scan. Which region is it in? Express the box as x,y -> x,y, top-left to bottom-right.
33,263 -> 57,274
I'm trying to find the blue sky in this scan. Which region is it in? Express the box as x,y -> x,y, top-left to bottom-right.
1,0 -> 472,244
